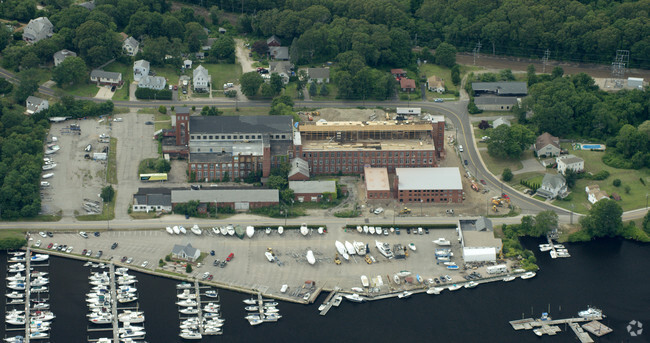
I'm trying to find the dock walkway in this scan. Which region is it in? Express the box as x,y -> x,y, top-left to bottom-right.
318,287 -> 340,316
109,263 -> 118,343
569,323 -> 594,343
194,281 -> 204,335
24,248 -> 31,343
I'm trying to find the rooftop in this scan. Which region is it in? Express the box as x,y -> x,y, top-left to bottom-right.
463,231 -> 502,248
288,158 -> 309,179
472,82 -> 528,95
289,180 -> 336,194
364,167 -> 390,191
400,78 -> 416,89
301,139 -> 434,152
189,153 -> 236,163
308,68 -> 330,79
396,167 -> 462,190
91,69 -> 121,80
474,96 -> 519,105
558,155 -> 584,165
189,115 -> 292,135
535,132 -> 560,150
299,120 -> 433,133
171,189 -> 279,203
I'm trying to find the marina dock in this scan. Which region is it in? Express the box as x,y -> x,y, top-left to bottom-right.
569,323 -> 594,343
24,248 -> 31,343
582,320 -> 613,337
194,281 -> 204,335
109,263 -> 118,343
318,287 -> 340,316
510,313 -> 610,343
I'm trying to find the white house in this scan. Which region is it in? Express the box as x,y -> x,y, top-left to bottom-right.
193,65 -> 211,92
137,75 -> 166,90
25,96 -> 49,115
183,59 -> 192,69
133,60 -> 150,82
171,243 -> 201,261
585,185 -> 608,204
122,36 -> 139,56
492,117 -> 511,128
53,49 -> 77,67
535,132 -> 561,157
556,154 -> 584,174
132,189 -> 172,213
23,17 -> 53,44
90,70 -> 123,86
536,173 -> 568,199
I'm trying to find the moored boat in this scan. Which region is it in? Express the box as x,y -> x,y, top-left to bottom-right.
369,226 -> 375,234
190,224 -> 202,235
448,284 -> 462,291
353,241 -> 367,255
360,275 -> 370,287
166,227 -> 173,234
464,281 -> 478,289
343,293 -> 364,303
578,307 -> 603,319
521,271 -> 536,279
503,275 -> 516,282
278,226 -> 284,235
433,238 -> 451,246
397,291 -> 412,299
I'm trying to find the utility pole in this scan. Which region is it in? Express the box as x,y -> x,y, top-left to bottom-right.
611,50 -> 629,80
542,49 -> 550,73
472,41 -> 482,65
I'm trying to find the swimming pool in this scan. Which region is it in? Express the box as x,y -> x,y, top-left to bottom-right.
580,143 -> 606,151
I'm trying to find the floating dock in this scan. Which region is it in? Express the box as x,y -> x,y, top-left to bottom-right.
194,281 -> 204,335
109,263 -> 118,343
318,287 -> 340,316
24,248 -> 31,343
569,323 -> 594,343
510,313 -> 610,343
582,320 -> 613,337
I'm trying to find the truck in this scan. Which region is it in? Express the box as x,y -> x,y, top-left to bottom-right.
486,264 -> 508,274
93,152 -> 107,161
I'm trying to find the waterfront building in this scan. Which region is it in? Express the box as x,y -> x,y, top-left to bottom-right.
394,167 -> 463,203
458,217 -> 502,262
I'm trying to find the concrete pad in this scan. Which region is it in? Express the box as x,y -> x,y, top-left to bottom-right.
512,158 -> 545,175
94,86 -> 114,100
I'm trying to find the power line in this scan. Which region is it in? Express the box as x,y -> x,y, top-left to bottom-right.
542,49 -> 550,73
472,41 -> 481,65
611,49 -> 629,79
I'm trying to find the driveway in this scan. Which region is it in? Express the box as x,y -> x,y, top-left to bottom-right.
512,158 -> 546,175
94,86 -> 112,100
235,39 -> 255,74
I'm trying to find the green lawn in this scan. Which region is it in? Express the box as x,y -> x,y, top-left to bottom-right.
309,83 -> 338,100
479,149 -> 529,175
419,64 -> 478,94
285,82 -> 299,99
103,61 -> 130,77
54,82 -> 99,97
114,82 -> 129,100
202,63 -> 242,91
154,66 -> 182,86
220,107 -> 271,116
551,143 -> 650,213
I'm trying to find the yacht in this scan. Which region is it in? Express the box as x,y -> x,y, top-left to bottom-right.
117,311 -> 145,323
503,275 -> 516,282
9,256 -> 25,262
119,325 -> 145,334
89,314 -> 113,324
245,305 -> 259,311
353,241 -> 367,255
7,283 -> 26,291
176,299 -> 197,307
179,330 -> 202,339
433,238 -> 451,246
177,290 -> 197,299
263,313 -> 282,321
578,307 -> 603,319
191,224 -> 202,235
6,291 -> 24,299
521,271 -> 536,279
264,301 -> 278,307
300,223 -> 309,236
172,226 -> 180,234
265,227 -> 271,235
343,293 -> 364,303
117,294 -> 138,303
369,226 -> 375,234
42,173 -> 54,179
344,241 -> 356,255
554,244 -> 565,249
179,307 -> 199,315
356,226 -> 362,233
360,275 -> 370,287
165,226 -> 173,234
246,225 -> 255,238
306,250 -> 316,265
247,318 -> 263,326
375,240 -> 394,259
278,226 -> 284,235
226,225 -> 235,236
264,307 -> 280,313
31,303 -> 49,310
550,250 -> 558,259
397,291 -> 413,299
31,311 -> 55,321
42,163 -> 56,171
179,226 -> 187,234
427,287 -> 444,295
243,298 -> 257,305
332,295 -> 343,307
177,282 -> 192,289
464,281 -> 478,289
448,284 -> 462,291
28,332 -> 47,339
203,303 -> 220,313
3,336 -> 25,343
539,244 -> 552,252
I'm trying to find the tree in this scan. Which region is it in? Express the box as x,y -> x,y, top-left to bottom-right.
269,73 -> 283,95
502,168 -> 513,182
579,199 -> 623,238
451,64 -> 460,85
434,42 -> 456,68
643,211 -> 650,235
527,64 -> 537,86
0,26 -> 12,51
155,159 -> 171,173
499,69 -> 515,81
213,36 -> 235,62
100,185 -> 115,203
251,40 -> 268,56
52,56 -> 87,87
200,106 -> 222,116
221,171 -> 230,182
551,66 -> 564,79
319,84 -> 329,96
271,95 -> 294,108
269,103 -> 293,116
309,82 -> 317,96
185,22 -> 207,52
185,264 -> 192,273
21,52 -> 40,69
613,179 -> 621,187
478,120 -> 490,130
260,82 -> 275,97
158,105 -> 167,114
0,79 -> 13,95
13,70 -> 39,103
487,124 -> 535,159
240,71 -> 263,96
532,211 -> 558,237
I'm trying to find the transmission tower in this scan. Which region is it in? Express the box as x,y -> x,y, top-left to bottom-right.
472,41 -> 482,65
542,49 -> 550,73
611,50 -> 629,79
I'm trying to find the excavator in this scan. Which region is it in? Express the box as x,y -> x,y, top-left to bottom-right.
399,208 -> 411,215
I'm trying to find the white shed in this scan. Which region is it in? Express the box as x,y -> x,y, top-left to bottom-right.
462,247 -> 497,262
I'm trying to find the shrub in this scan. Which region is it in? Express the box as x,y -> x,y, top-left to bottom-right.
135,87 -> 172,100
502,168 -> 513,182
613,179 -> 621,187
158,105 -> 167,114
624,185 -> 631,194
186,264 -> 192,273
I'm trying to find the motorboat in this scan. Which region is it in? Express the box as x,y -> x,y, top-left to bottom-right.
550,250 -> 558,259
263,307 -> 280,313
31,278 -> 49,287
203,312 -> 222,319
554,244 -> 565,249
427,287 -> 443,295
306,250 -> 316,265
9,252 -> 25,256
179,307 -> 199,315
393,274 -> 401,284
246,226 -> 255,238
408,243 -> 416,251
375,240 -> 394,259
416,274 -> 423,283
226,225 -> 235,236
212,227 -> 220,235
397,291 -> 412,299
344,241 -> 355,255
31,311 -> 55,321
165,227 -> 173,234
265,227 -> 271,235
179,226 -> 187,234
191,224 -> 202,235
353,241 -> 366,255
369,226 -> 375,234
176,299 -> 197,307
3,336 -> 25,343
464,281 -> 478,289
9,256 -> 25,262
31,303 -> 49,310
433,238 -> 451,246
247,318 -> 263,326
31,271 -> 48,277
317,227 -> 324,235
539,243 -> 552,252
503,275 -> 516,282
179,330 -> 202,339
118,311 -> 144,323
300,223 -> 309,236
264,301 -> 278,307
332,295 -> 343,307
360,275 -> 369,287
219,226 -> 227,235
89,314 -> 113,324
119,325 -> 145,334
578,307 -> 603,319
280,284 -> 288,293
265,251 -> 275,262
351,287 -> 364,293
42,163 -> 56,171
263,313 -> 282,321
7,283 -> 26,291
437,256 -> 450,262
376,227 -> 383,235
204,303 -> 220,313
117,294 -> 138,303
435,248 -> 453,257
28,332 -> 47,339
343,293 -> 364,303
6,315 -> 26,326
177,290 -> 197,299
448,284 -> 462,291
363,226 -> 368,234
521,271 -> 536,279
335,241 -> 348,259
205,290 -> 218,298
243,298 -> 257,305
356,226 -> 362,233
172,226 -> 180,234
278,226 -> 284,235
42,173 -> 54,179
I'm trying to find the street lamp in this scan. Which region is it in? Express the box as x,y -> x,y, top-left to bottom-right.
420,199 -> 423,216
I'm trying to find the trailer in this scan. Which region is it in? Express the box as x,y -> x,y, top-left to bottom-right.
486,264 -> 508,274
93,152 -> 107,161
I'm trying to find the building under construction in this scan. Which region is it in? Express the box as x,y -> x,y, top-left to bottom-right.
293,119 -> 445,175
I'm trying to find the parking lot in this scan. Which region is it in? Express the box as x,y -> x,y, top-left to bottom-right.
29,224 -> 510,301
41,109 -> 158,219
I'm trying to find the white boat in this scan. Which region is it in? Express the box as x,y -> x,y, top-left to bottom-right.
360,275 -> 369,287
306,250 -> 316,265
263,313 -> 282,321
278,226 -> 284,235
356,226 -> 362,233
247,318 -> 263,326
42,163 -> 56,171
539,244 -> 552,252
243,298 -> 257,305
42,173 -> 54,179
172,226 -> 180,234
503,275 -> 516,282
89,314 -> 113,324
176,299 -> 197,307
398,291 -> 412,299
408,243 -> 416,251
265,227 -> 271,234
427,287 -> 444,295
7,283 -> 25,291
165,226 -> 173,234
30,311 -> 55,321
363,226 -> 368,234
179,330 -> 202,339
6,291 -> 24,299
3,336 -> 26,343
369,226 -> 375,234
211,227 -> 219,235
344,241 -> 356,255
28,332 -> 47,339
119,329 -> 145,339
393,274 -> 400,284
179,226 -> 187,234
578,307 -> 603,319
219,226 -> 227,235
31,303 -> 49,310
117,311 -> 144,323
521,271 -> 536,279
119,325 -> 145,334
203,303 -> 220,313
376,227 -> 383,235
554,244 -> 565,249
280,284 -> 288,293
179,307 -> 199,315
191,224 -> 202,235
264,307 -> 280,313
448,284 -> 462,291
464,281 -> 478,289
117,295 -> 138,303
246,226 -> 255,238
226,225 -> 235,236
265,251 -> 275,262
343,293 -> 364,303
31,278 -> 49,286
351,287 -> 364,293
300,223 -> 309,236
335,241 -> 347,256
433,238 -> 451,246
205,290 -> 218,298
9,256 -> 25,262
353,241 -> 367,255
550,250 -> 558,258
7,274 -> 25,282
318,227 -> 324,234
375,240 -> 394,259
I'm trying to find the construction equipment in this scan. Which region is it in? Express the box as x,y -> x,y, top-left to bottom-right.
492,205 -> 498,212
471,182 -> 479,192
399,208 -> 411,215
334,253 -> 341,265
364,255 -> 372,264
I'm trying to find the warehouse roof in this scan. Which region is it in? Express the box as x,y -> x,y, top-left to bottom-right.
472,82 -> 527,95
289,181 -> 336,194
299,120 -> 432,133
171,189 -> 279,203
189,116 -> 292,135
395,167 -> 462,190
474,96 -> 519,105
463,231 -> 502,248
364,167 -> 390,191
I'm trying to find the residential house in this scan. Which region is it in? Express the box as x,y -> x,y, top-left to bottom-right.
195,52 -> 205,60
193,65 -> 211,92
133,60 -> 150,82
218,27 -> 227,34
536,173 -> 568,199
267,35 -> 281,47
202,37 -> 216,51
391,69 -> 407,78
90,70 -> 123,86
585,185 -> 608,204
269,46 -> 289,61
400,78 -> 416,92
53,49 -> 77,67
269,61 -> 293,84
122,36 -> 139,56
492,117 -> 511,128
289,180 -> 336,202
535,132 -> 561,157
23,17 -> 53,44
288,158 -> 309,181
138,75 -> 166,90
77,1 -> 95,10
556,155 -> 584,175
171,243 -> 201,261
25,96 -> 49,115
307,68 -> 330,84
132,188 -> 172,213
474,96 -> 519,111
427,75 -> 445,93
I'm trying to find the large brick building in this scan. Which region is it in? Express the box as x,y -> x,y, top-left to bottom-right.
394,167 -> 463,203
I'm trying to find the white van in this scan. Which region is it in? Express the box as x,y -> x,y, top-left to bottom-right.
459,145 -> 464,152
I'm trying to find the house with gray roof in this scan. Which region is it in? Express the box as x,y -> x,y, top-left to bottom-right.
133,60 -> 150,82
534,132 -> 561,157
132,188 -> 172,213
77,1 -> 95,10
289,180 -> 336,202
270,61 -> 293,84
193,65 -> 211,92
90,70 -> 123,86
122,36 -> 139,56
171,243 -> 201,261
472,82 -> 528,96
171,189 -> 279,211
269,46 -> 289,61
138,75 -> 166,90
53,49 -> 77,67
474,96 -> 519,111
536,173 -> 568,199
267,35 -> 281,46
25,96 -> 48,115
307,68 -> 330,84
23,17 -> 53,44
492,117 -> 511,128
556,155 -> 584,175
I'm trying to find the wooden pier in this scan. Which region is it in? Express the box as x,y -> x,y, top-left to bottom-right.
318,287 -> 340,316
108,263 -> 118,343
569,323 -> 594,343
194,281 -> 204,335
24,248 -> 31,343
510,314 -> 609,343
582,320 -> 613,337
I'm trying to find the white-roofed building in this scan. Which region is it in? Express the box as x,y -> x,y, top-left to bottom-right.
133,60 -> 150,82
193,65 -> 211,92
458,217 -> 502,262
492,117 -> 511,128
395,167 -> 463,203
171,243 -> 200,261
556,154 -> 584,175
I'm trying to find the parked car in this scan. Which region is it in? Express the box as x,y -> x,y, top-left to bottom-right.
121,256 -> 127,263
79,231 -> 88,239
464,160 -> 468,165
373,207 -> 384,215
480,179 -> 486,185
219,261 -> 227,268
434,98 -> 443,103
96,250 -> 102,258
207,274 -> 213,281
94,232 -> 100,237
144,121 -> 153,125
126,257 -> 133,264
39,232 -> 47,238
173,85 -> 178,90
35,240 -> 41,248
81,249 -> 87,255
47,232 -> 53,237
111,242 -> 118,249
47,243 -> 53,249
85,249 -> 92,257
111,86 -> 116,92
226,253 -> 234,262
141,261 -> 148,268
213,260 -> 219,266
202,272 -> 210,280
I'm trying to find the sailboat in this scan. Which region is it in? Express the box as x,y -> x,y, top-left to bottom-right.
179,226 -> 187,234
226,225 -> 235,236
278,226 -> 284,235
335,241 -> 349,260
344,241 -> 356,255
172,226 -> 180,234
190,225 -> 202,235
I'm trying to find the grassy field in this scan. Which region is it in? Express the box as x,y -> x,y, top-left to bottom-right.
114,83 -> 129,100
107,138 -> 118,184
154,112 -> 171,131
479,149 -> 529,176
0,229 -> 26,241
551,144 -> 650,213
103,62 -> 130,77
137,108 -> 158,114
309,83 -> 338,100
154,66 -> 182,86
54,82 -> 99,97
220,107 -> 270,116
202,63 -> 242,90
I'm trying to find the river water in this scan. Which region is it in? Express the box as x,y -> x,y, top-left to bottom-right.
2,238 -> 649,342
